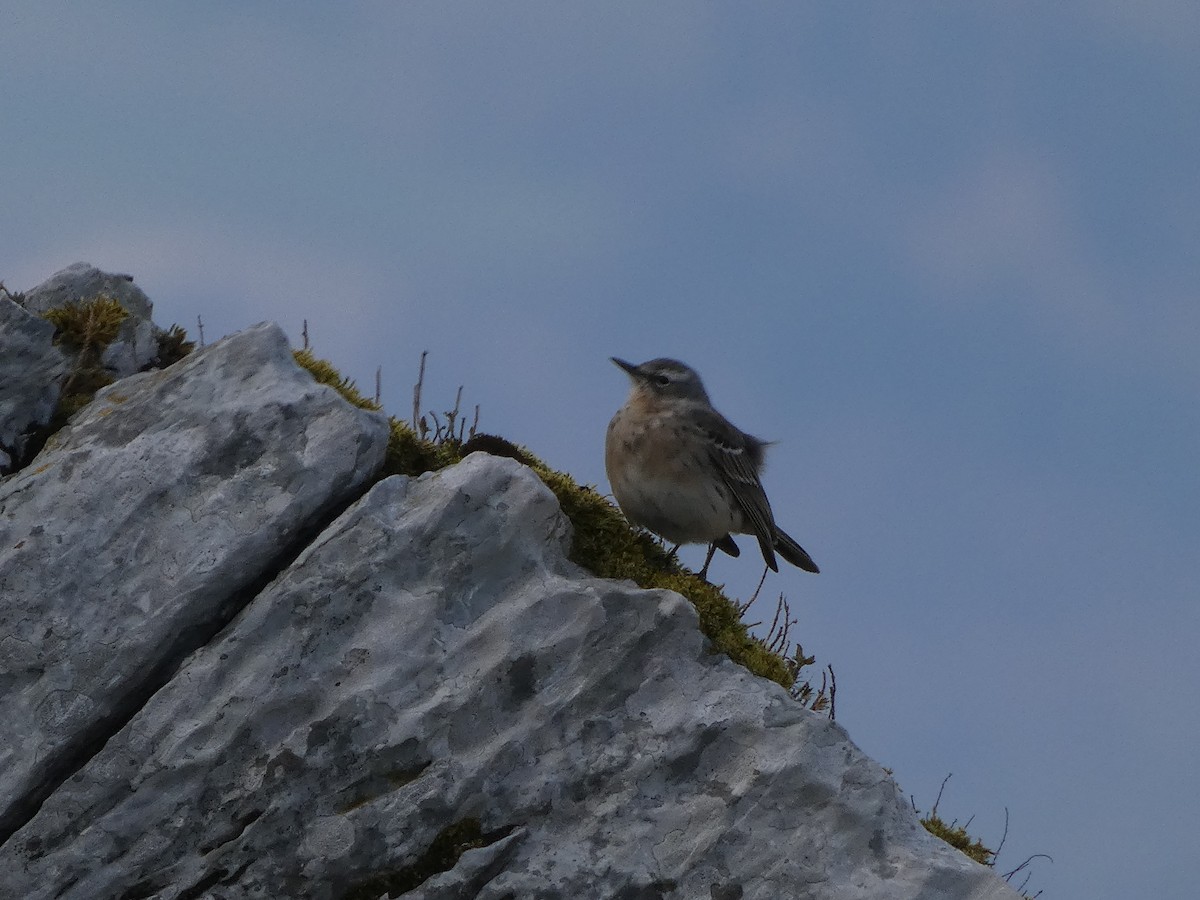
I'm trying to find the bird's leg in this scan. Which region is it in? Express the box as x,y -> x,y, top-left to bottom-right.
698,542 -> 718,581
667,543 -> 681,558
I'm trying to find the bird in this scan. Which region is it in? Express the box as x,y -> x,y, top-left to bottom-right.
605,357 -> 819,581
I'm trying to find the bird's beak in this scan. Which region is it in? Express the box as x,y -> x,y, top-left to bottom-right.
611,357 -> 639,378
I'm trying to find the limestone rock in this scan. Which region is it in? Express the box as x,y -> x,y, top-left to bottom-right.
0,451 -> 1019,900
0,322 -> 390,845
21,261 -> 161,376
0,297 -> 69,472
20,261 -> 153,320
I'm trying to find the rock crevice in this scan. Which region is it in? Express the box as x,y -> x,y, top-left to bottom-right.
0,311 -> 389,846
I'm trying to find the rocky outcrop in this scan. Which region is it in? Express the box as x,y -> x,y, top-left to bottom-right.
0,263 -> 177,474
21,262 -> 160,377
0,321 -> 390,846
0,269 -> 1020,899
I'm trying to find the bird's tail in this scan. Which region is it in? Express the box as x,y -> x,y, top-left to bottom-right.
774,528 -> 820,574
713,534 -> 741,558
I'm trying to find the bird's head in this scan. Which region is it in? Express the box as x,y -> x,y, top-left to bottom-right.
611,357 -> 711,404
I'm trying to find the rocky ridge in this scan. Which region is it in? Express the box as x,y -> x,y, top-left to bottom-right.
0,265 -> 1020,899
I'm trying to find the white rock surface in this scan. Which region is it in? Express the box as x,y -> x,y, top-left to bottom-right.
0,296 -> 69,472
0,322 -> 389,842
0,450 -> 1019,900
20,262 -> 153,320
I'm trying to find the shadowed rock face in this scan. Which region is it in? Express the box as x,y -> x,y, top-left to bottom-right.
0,297 -> 69,471
0,283 -> 1018,899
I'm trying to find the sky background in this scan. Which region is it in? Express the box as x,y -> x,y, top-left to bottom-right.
4,4 -> 1198,898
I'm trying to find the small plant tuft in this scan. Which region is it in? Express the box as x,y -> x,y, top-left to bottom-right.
155,324 -> 195,367
43,296 -> 129,361
750,591 -> 835,715
912,772 -> 1048,891
43,296 -> 130,421
410,350 -> 478,444
293,349 -> 381,412
915,775 -> 995,866
921,809 -> 994,866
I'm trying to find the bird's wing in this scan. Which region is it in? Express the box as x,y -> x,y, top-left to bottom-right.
689,407 -> 778,555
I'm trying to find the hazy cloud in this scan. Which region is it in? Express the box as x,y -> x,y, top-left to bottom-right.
904,146 -> 1200,384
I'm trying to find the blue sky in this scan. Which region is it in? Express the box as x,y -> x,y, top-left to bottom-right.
4,4 -> 1199,898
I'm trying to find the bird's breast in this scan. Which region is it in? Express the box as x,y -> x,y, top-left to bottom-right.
605,405 -> 740,543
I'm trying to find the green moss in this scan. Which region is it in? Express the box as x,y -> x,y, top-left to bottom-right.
342,818 -> 488,899
293,348 -> 465,476
913,776 -> 1005,869
920,812 -> 995,866
292,349 -> 382,411
383,419 -> 464,477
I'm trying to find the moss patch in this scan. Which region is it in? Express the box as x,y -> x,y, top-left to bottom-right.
292,349 -> 382,411
920,811 -> 995,866
913,776 -> 1011,875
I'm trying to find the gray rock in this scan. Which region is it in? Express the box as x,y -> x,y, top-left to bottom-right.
0,297 -> 69,472
101,314 -> 160,376
21,261 -> 153,320
0,453 -> 1019,900
0,322 -> 390,845
21,262 -> 160,376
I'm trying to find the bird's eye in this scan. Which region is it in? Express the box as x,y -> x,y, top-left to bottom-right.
653,374 -> 670,386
